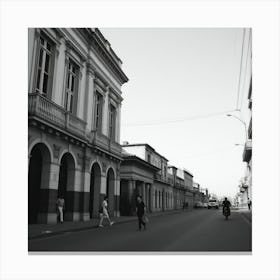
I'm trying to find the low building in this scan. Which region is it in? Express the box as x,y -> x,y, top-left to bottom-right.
119,150 -> 159,215
121,143 -> 173,213
120,143 -> 206,214
184,169 -> 194,208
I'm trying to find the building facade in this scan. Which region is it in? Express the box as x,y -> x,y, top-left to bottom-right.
119,151 -> 158,216
28,28 -> 128,224
120,144 -> 173,214
239,28 -> 252,206
120,143 -> 206,214
183,169 -> 194,208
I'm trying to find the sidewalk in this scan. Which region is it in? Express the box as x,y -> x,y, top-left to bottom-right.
29,209 -> 185,240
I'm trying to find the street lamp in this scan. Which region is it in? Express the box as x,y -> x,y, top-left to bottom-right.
226,114 -> 248,142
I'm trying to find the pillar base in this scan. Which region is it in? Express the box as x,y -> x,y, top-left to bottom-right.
37,213 -> 57,224
64,212 -> 81,222
82,213 -> 90,221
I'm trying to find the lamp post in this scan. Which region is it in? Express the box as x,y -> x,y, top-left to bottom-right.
226,114 -> 248,142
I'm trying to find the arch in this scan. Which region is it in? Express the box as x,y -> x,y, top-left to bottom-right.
58,152 -> 75,195
89,162 -> 102,218
89,159 -> 102,174
155,190 -> 157,209
106,167 -> 115,216
58,152 -> 76,221
105,165 -> 116,178
28,138 -> 53,162
28,143 -> 51,224
58,149 -> 77,168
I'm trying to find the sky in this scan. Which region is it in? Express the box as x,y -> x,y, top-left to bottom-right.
101,28 -> 251,199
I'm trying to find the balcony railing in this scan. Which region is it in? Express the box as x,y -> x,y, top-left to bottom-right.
243,140 -> 252,163
29,93 -> 87,139
155,173 -> 169,183
89,130 -> 122,156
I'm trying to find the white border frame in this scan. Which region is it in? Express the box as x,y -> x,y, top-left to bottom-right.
1,1 -> 279,280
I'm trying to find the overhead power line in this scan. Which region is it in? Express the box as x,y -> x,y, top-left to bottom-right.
239,29 -> 252,111
236,28 -> 246,110
122,109 -> 238,127
181,145 -> 242,160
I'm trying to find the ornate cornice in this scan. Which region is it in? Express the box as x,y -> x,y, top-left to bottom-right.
79,28 -> 129,85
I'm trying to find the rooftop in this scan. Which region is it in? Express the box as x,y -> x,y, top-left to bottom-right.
122,143 -> 169,162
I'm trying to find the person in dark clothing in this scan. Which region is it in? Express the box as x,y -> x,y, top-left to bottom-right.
247,198 -> 252,210
136,196 -> 146,231
222,197 -> 231,216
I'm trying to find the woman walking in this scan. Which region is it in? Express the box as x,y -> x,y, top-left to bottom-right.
99,196 -> 114,227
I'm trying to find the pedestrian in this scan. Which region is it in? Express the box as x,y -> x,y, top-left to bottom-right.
222,197 -> 231,216
56,195 -> 65,223
248,198 -> 252,210
136,195 -> 146,231
98,196 -> 114,227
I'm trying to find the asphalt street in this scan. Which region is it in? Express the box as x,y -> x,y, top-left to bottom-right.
29,209 -> 252,252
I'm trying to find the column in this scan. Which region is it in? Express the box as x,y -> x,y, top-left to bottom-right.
162,190 -> 165,212
149,184 -> 155,213
28,28 -> 37,92
116,104 -> 121,143
145,184 -> 149,212
142,181 -> 146,206
102,86 -> 109,136
99,174 -> 107,207
84,65 -> 95,130
64,168 -> 82,222
82,164 -> 91,222
114,178 -> 120,217
128,179 -> 136,215
38,161 -> 60,224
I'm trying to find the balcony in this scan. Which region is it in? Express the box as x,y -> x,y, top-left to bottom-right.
155,173 -> 169,184
89,130 -> 122,156
28,93 -> 87,139
243,140 -> 252,163
167,177 -> 174,185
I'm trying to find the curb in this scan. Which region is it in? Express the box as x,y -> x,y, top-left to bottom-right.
28,218 -> 136,240
28,210 -> 185,240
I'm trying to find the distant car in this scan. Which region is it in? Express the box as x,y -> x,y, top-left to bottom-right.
203,202 -> 208,208
208,199 -> 219,209
194,201 -> 203,208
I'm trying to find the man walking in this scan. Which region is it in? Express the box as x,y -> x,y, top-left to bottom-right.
136,195 -> 146,231
56,195 -> 65,223
248,198 -> 252,210
99,196 -> 114,227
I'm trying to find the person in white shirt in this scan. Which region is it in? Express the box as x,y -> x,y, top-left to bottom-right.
56,195 -> 65,223
98,196 -> 114,227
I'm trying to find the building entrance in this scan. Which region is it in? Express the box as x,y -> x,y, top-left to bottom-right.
89,163 -> 101,218
28,143 -> 51,224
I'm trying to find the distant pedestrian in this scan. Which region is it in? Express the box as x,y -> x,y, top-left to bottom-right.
248,198 -> 252,210
99,196 -> 114,227
56,195 -> 65,223
136,196 -> 146,231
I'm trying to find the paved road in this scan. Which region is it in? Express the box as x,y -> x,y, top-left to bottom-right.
29,209 -> 251,252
